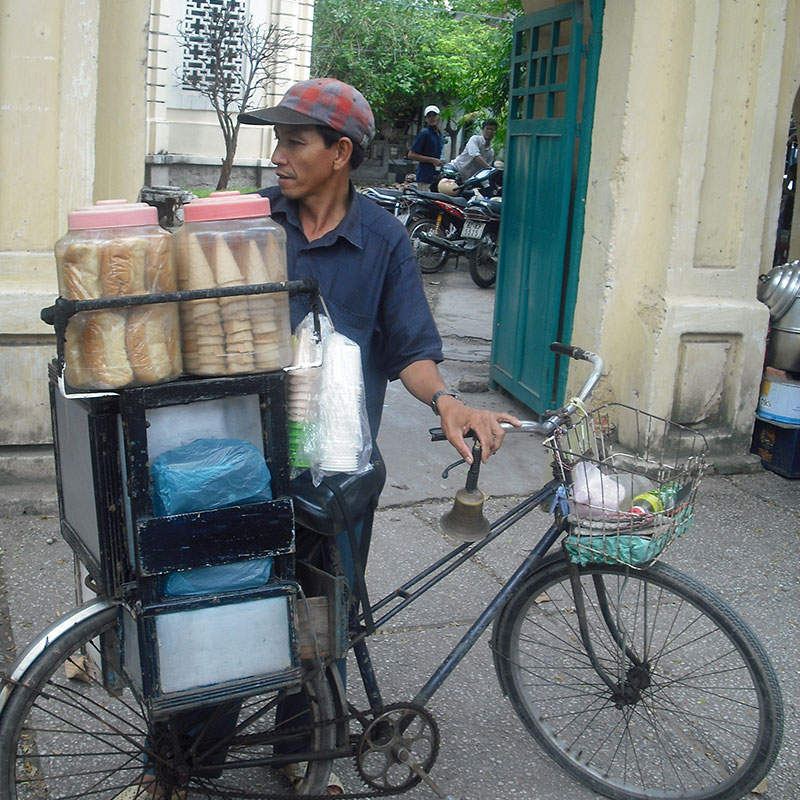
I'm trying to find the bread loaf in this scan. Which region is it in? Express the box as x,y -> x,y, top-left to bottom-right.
146,234 -> 176,293
126,306 -> 182,384
63,317 -> 93,387
82,310 -> 135,388
100,237 -> 148,297
61,241 -> 102,300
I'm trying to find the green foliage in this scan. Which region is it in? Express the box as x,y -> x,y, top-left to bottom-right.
311,0 -> 519,137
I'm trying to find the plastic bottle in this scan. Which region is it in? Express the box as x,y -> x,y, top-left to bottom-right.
629,490 -> 665,515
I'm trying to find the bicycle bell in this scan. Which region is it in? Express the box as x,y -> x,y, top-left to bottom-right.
440,442 -> 490,542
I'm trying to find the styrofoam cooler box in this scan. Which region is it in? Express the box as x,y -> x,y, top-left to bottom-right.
121,583 -> 300,716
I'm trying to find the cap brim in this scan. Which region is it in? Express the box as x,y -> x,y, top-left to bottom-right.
238,105 -> 322,127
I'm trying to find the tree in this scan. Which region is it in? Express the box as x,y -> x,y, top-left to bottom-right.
311,0 -> 518,144
177,4 -> 295,190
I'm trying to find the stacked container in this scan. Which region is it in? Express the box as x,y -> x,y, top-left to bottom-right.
753,261 -> 800,477
171,192 -> 292,376
54,202 -> 182,390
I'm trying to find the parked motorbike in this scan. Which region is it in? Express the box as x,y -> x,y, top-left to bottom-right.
360,186 -> 415,226
431,164 -> 503,200
405,191 -> 471,274
461,194 -> 501,288
407,190 -> 501,286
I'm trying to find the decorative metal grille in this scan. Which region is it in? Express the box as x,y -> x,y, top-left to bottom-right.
182,0 -> 245,94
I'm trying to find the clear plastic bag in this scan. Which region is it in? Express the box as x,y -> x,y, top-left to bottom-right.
150,437 -> 272,516
288,312 -> 372,484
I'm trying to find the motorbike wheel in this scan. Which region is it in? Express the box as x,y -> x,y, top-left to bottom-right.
468,232 -> 498,288
408,219 -> 450,274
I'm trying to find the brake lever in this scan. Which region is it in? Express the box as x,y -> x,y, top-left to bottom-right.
441,458 -> 466,479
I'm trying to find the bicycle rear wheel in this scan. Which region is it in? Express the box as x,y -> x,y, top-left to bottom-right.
491,554 -> 783,800
0,603 -> 339,798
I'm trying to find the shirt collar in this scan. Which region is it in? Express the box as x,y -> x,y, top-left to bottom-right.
269,183 -> 364,250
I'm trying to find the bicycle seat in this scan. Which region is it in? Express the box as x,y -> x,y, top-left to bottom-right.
290,460 -> 386,536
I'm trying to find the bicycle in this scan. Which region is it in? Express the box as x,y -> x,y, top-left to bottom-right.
0,342 -> 784,800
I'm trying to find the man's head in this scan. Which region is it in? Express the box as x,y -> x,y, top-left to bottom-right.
424,104 -> 441,127
239,78 -> 375,169
482,120 -> 498,142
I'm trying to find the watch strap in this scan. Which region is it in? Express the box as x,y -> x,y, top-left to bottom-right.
431,389 -> 462,415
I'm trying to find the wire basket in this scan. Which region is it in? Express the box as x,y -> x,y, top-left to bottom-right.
544,403 -> 708,568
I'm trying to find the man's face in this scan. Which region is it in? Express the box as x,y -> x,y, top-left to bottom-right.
426,112 -> 440,127
483,125 -> 497,142
270,124 -> 339,200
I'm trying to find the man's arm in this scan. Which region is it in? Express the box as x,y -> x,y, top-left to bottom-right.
464,135 -> 491,172
407,149 -> 443,167
398,360 -> 520,463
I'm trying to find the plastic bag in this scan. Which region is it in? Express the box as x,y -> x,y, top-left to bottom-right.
150,437 -> 272,516
163,557 -> 273,597
288,312 -> 372,484
571,461 -> 630,519
287,313 -> 331,474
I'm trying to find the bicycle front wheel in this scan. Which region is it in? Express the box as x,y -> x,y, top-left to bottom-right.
0,603 -> 338,798
492,555 -> 783,800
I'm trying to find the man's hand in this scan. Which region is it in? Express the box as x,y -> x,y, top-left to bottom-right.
436,394 -> 521,464
398,360 -> 520,463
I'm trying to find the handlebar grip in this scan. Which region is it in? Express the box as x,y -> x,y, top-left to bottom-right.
429,427 -> 478,442
550,341 -> 591,361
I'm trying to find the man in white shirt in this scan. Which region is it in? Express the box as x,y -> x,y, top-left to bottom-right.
446,119 -> 498,180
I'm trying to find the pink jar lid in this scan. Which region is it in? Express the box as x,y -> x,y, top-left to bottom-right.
68,202 -> 158,230
183,192 -> 271,223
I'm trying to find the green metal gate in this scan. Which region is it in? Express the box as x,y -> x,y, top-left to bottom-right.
490,0 -> 603,413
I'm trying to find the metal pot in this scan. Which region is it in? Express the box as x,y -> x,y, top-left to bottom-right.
758,261 -> 800,320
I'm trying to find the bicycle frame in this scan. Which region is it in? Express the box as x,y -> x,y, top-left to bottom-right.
350,480 -> 563,711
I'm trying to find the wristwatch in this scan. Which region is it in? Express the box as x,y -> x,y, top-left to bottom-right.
431,389 -> 462,416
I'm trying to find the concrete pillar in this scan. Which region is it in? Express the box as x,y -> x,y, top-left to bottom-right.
571,0 -> 800,460
0,0 -> 149,454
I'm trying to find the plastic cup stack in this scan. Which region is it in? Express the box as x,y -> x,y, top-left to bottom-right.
287,324 -> 320,468
318,334 -> 363,473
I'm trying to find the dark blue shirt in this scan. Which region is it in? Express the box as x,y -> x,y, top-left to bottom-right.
410,127 -> 443,184
259,185 -> 443,438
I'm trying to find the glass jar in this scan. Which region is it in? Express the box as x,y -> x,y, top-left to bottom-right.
171,192 -> 292,377
54,202 -> 182,390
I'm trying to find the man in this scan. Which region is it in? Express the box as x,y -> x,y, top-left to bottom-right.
239,81 -> 516,460
407,104 -> 444,190
446,119 -> 498,181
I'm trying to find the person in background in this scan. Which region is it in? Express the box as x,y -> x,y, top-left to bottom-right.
446,119 -> 498,181
407,104 -> 444,190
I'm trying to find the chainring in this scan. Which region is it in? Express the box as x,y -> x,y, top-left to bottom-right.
354,702 -> 440,792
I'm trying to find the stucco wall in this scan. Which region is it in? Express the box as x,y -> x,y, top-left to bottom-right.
571,0 -> 800,455
0,0 -> 150,447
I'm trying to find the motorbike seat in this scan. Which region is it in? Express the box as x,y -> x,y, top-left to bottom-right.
412,189 -> 470,208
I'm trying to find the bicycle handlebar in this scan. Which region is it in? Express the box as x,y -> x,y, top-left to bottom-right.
429,342 -> 603,442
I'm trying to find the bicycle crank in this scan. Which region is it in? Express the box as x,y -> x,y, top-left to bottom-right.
355,703 -> 443,794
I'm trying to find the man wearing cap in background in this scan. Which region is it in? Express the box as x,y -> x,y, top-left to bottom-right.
238,78 -> 517,794
407,104 -> 445,190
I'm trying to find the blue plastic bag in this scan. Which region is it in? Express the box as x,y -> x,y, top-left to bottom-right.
163,557 -> 273,597
150,438 -> 272,517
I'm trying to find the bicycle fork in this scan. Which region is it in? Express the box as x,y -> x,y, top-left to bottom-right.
565,558 -> 650,709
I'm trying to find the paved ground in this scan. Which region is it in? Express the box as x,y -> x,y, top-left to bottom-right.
0,261 -> 798,799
